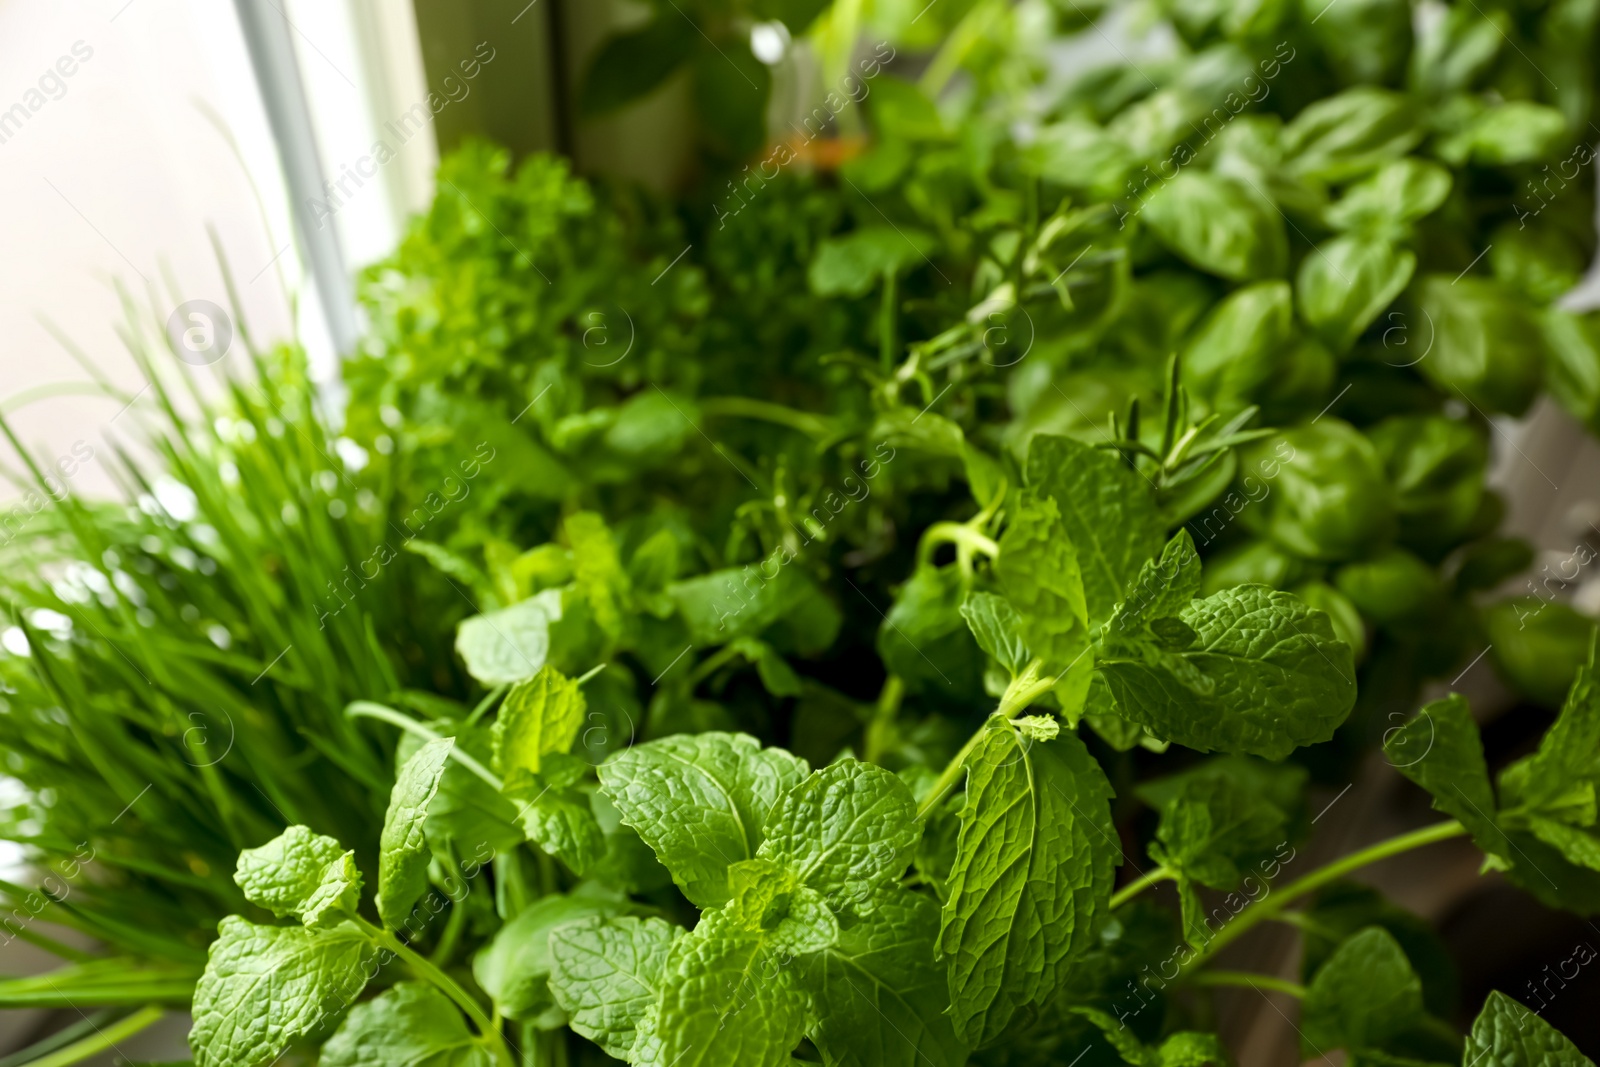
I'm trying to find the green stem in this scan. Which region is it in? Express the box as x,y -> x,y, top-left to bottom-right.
360,919 -> 512,1066
697,397 -> 834,441
25,1005 -> 163,1067
916,659 -> 1055,818
346,702 -> 502,790
1188,970 -> 1305,998
1110,866 -> 1172,909
466,684 -> 509,726
864,675 -> 904,765
1186,820 -> 1467,969
917,521 -> 1001,569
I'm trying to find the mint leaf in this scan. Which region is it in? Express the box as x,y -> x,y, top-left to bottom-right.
802,893 -> 968,1067
1106,530 -> 1203,637
938,720 -> 1118,1045
597,732 -> 808,907
233,825 -> 360,929
397,722 -> 523,857
189,917 -> 372,1067
456,596 -> 552,686
377,737 -> 453,930
670,566 -> 841,654
1302,926 -> 1424,1056
492,664 -> 584,776
1140,767 -> 1297,890
1025,433 -> 1163,629
1100,585 -> 1356,759
1465,990 -> 1596,1067
961,591 -> 1031,676
1384,694 -> 1511,860
548,916 -> 681,1062
996,491 -> 1090,674
566,510 -> 629,640
503,756 -> 607,875
320,981 -> 493,1066
473,888 -> 630,1022
879,563 -> 985,695
654,911 -> 812,1067
1499,635 -> 1600,814
756,758 -> 920,915
725,858 -> 839,954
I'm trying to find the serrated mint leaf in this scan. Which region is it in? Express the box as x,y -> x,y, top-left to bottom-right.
961,591 -> 1032,676
377,737 -> 453,930
1016,714 -> 1061,742
1143,773 -> 1292,891
1302,926 -> 1423,1056
1100,585 -> 1356,759
1384,693 -> 1511,861
996,491 -> 1090,675
1106,530 -> 1203,638
757,758 -> 920,916
1499,636 -> 1600,815
1025,434 -> 1164,629
938,720 -> 1118,1045
548,916 -> 681,1062
492,664 -> 584,776
456,595 -> 553,686
724,858 -> 839,954
654,911 -> 812,1067
803,893 -> 967,1067
567,510 -> 629,640
1525,815 -> 1600,871
503,757 -> 607,875
1465,990 -> 1596,1067
234,825 -> 360,929
598,732 -> 808,908
320,981 -> 493,1066
189,917 -> 372,1067
398,722 -> 524,857
1155,1031 -> 1231,1066
473,888 -> 630,1022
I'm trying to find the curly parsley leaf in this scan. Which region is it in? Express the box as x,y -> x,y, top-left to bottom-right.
938,720 -> 1118,1045
233,825 -> 360,929
377,737 -> 453,930
598,732 -> 808,907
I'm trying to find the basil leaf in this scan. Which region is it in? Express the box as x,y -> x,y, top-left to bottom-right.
1324,158 -> 1451,234
1238,422 -> 1395,561
939,721 -> 1117,1045
1183,280 -> 1335,420
1282,87 -> 1422,182
1411,275 -> 1545,416
1140,170 -> 1288,282
598,732 -> 808,907
1297,235 -> 1416,354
